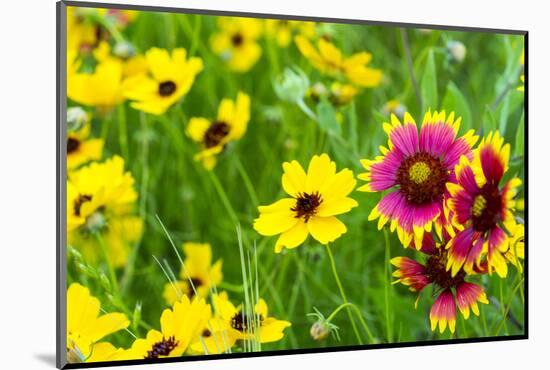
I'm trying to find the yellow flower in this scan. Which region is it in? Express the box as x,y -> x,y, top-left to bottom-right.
68,58 -> 125,110
328,82 -> 358,106
128,296 -> 210,359
504,223 -> 525,272
210,17 -> 263,72
94,41 -> 148,78
186,92 -> 250,170
123,47 -> 203,115
265,20 -> 316,47
67,156 -> 142,267
254,154 -> 357,252
190,293 -> 290,350
67,7 -> 137,53
67,110 -> 103,170
295,35 -> 382,88
66,283 -> 129,363
163,243 -> 223,305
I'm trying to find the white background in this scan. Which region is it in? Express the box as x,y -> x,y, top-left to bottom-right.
0,0 -> 545,368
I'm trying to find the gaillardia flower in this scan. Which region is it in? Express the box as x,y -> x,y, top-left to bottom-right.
163,242 -> 223,305
446,131 -> 522,278
391,233 -> 489,334
358,111 -> 478,249
128,296 -> 210,359
67,283 -> 130,363
186,92 -> 250,170
210,17 -> 263,73
295,35 -> 382,88
254,154 -> 357,252
66,109 -> 103,170
123,47 -> 203,115
67,156 -> 142,267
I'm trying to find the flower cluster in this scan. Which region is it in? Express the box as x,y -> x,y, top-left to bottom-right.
358,112 -> 523,333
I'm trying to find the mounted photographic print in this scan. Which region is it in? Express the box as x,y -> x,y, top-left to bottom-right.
57,1 -> 528,368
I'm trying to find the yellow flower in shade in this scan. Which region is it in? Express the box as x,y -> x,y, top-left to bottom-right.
67,156 -> 142,267
66,283 -> 129,363
123,47 -> 203,115
254,154 -> 358,252
68,58 -> 125,110
328,82 -> 358,106
191,293 -> 290,349
94,41 -> 148,79
163,243 -> 223,305
295,35 -> 382,88
128,296 -> 210,359
186,92 -> 250,170
67,110 -> 103,170
210,17 -> 263,72
67,7 -> 137,53
265,20 -> 316,48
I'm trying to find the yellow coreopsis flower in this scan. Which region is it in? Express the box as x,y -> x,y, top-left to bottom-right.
94,41 -> 149,79
186,92 -> 250,170
295,35 -> 382,88
163,243 -> 223,305
254,154 -> 358,252
67,110 -> 103,170
190,293 -> 290,350
123,47 -> 203,115
265,19 -> 316,48
68,58 -> 125,110
210,17 -> 263,73
66,283 -> 130,363
127,296 -> 211,359
67,156 -> 142,267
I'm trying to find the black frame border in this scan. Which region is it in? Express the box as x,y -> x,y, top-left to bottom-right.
56,1 -> 529,369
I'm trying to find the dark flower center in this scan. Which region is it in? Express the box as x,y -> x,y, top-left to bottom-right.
67,137 -> 80,154
202,329 -> 211,337
291,192 -> 323,222
204,121 -> 230,148
471,183 -> 503,232
74,194 -> 92,217
145,336 -> 179,359
425,248 -> 465,289
187,277 -> 203,298
231,311 -> 263,332
158,81 -> 177,97
231,32 -> 244,47
397,151 -> 448,204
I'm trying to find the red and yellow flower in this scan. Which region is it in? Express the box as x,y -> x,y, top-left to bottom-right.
358,111 -> 478,249
391,232 -> 489,334
446,131 -> 522,278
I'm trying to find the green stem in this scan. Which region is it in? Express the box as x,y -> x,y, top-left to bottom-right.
326,302 -> 376,343
383,229 -> 393,342
208,171 -> 239,225
117,105 -> 129,161
325,243 -> 364,345
95,232 -> 120,296
234,157 -> 259,207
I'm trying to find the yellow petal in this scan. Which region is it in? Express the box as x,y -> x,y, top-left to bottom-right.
275,221 -> 309,252
306,154 -> 336,193
282,161 -> 307,196
317,197 -> 358,217
186,117 -> 211,142
307,216 -> 347,245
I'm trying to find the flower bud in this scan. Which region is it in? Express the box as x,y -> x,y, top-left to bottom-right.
310,320 -> 330,341
273,67 -> 310,103
447,40 -> 467,63
383,100 -> 406,119
113,41 -> 136,59
67,107 -> 88,132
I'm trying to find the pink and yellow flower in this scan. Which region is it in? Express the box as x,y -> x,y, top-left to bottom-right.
358,111 -> 478,249
391,233 -> 489,334
446,131 -> 522,278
